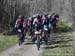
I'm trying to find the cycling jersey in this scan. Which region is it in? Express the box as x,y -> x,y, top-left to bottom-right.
44,19 -> 49,26
43,19 -> 50,30
15,18 -> 25,33
33,18 -> 41,31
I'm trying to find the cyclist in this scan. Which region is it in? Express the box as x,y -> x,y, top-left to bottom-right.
15,15 -> 25,46
43,14 -> 50,44
29,16 -> 36,43
33,15 -> 42,50
47,14 -> 52,38
50,13 -> 59,33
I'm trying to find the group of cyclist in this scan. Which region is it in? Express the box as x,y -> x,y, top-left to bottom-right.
15,12 -> 59,50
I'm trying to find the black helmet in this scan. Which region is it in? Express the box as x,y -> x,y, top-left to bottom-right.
37,15 -> 41,19
55,14 -> 59,18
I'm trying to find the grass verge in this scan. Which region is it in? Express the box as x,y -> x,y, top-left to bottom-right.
0,35 -> 18,51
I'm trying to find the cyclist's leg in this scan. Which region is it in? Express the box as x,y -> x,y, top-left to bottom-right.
46,30 -> 48,43
44,30 -> 48,44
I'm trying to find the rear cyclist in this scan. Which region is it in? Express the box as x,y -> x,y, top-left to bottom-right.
15,15 -> 25,46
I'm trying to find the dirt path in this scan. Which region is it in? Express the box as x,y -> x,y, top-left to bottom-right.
0,32 -> 74,56
0,43 -> 43,56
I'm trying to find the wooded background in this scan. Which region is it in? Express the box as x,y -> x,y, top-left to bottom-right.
0,0 -> 75,33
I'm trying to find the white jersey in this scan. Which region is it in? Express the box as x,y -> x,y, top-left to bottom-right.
33,18 -> 38,25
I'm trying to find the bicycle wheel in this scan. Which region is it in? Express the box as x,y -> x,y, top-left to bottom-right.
36,39 -> 40,50
36,35 -> 41,50
18,32 -> 24,46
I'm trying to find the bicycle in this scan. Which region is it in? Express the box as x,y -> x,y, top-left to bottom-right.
17,29 -> 25,46
43,25 -> 49,44
35,30 -> 41,50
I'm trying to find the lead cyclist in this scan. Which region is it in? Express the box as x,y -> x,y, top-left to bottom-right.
33,15 -> 42,50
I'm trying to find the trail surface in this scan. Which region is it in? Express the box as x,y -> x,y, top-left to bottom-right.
0,32 -> 74,56
0,43 -> 43,56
